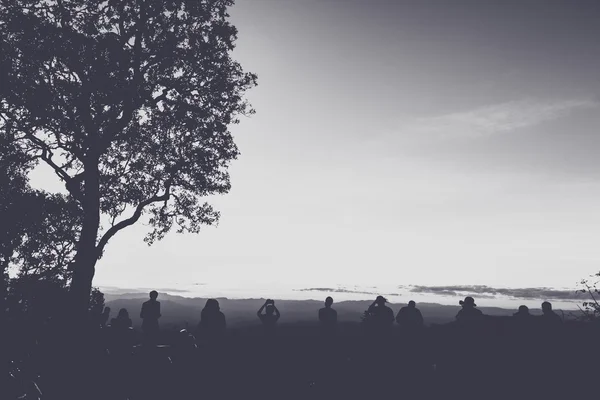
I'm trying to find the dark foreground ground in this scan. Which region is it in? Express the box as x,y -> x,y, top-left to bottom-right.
3,320 -> 599,400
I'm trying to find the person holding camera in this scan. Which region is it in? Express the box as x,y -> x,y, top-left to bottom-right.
256,299 -> 281,336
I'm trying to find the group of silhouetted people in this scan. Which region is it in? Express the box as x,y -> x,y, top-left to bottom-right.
101,291 -> 565,344
6,286 -> 597,400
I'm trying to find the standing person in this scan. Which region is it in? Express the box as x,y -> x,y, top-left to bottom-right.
257,299 -> 280,336
140,291 -> 161,344
319,296 -> 338,336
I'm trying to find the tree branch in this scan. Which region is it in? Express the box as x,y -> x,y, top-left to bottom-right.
97,1 -> 148,154
27,133 -> 72,182
96,181 -> 171,256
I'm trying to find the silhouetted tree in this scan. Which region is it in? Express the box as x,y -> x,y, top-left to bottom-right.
0,137 -> 81,320
6,274 -> 104,325
89,287 -> 105,316
577,271 -> 600,321
0,0 -> 256,316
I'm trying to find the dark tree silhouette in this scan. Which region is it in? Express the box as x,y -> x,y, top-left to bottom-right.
577,271 -> 600,321
0,0 -> 256,316
0,137 -> 81,320
6,274 -> 105,325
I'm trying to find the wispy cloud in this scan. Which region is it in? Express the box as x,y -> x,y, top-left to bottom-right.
406,98 -> 598,139
100,286 -> 192,294
294,287 -> 399,297
408,285 -> 584,301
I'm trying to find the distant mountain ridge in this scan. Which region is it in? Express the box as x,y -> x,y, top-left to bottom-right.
105,292 -> 563,330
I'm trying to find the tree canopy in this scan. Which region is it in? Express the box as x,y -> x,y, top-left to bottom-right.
0,0 -> 256,313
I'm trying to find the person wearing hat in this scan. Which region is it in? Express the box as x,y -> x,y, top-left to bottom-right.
366,295 -> 395,334
455,296 -> 483,323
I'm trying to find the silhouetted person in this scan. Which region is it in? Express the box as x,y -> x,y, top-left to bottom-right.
198,299 -> 226,340
513,305 -> 534,321
111,308 -> 132,330
512,305 -> 536,338
396,300 -> 424,331
140,290 -> 161,344
257,299 -> 280,335
109,308 -> 135,361
366,296 -> 394,335
540,301 -> 562,326
318,296 -> 338,335
455,296 -> 483,324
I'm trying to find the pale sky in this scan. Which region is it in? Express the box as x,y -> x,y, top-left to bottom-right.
30,0 -> 600,306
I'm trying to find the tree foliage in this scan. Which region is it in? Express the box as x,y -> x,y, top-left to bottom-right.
1,136 -> 80,287
0,0 -> 256,310
5,275 -> 104,322
577,271 -> 600,321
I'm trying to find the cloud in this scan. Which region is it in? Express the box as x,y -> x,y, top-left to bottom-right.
295,287 -> 378,295
408,285 -> 584,301
404,98 -> 598,139
100,286 -> 191,294
294,287 -> 399,297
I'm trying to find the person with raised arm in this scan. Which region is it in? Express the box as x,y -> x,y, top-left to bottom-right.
257,299 -> 280,336
366,296 -> 395,336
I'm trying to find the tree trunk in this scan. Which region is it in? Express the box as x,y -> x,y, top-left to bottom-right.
69,160 -> 101,319
69,250 -> 98,317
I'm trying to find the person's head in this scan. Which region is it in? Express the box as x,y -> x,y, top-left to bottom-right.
517,305 -> 529,314
542,301 -> 552,313
375,296 -> 387,306
118,308 -> 129,318
103,307 -> 111,315
266,304 -> 275,315
459,296 -> 476,308
149,290 -> 158,300
325,297 -> 333,307
204,299 -> 220,312
408,300 -> 416,308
